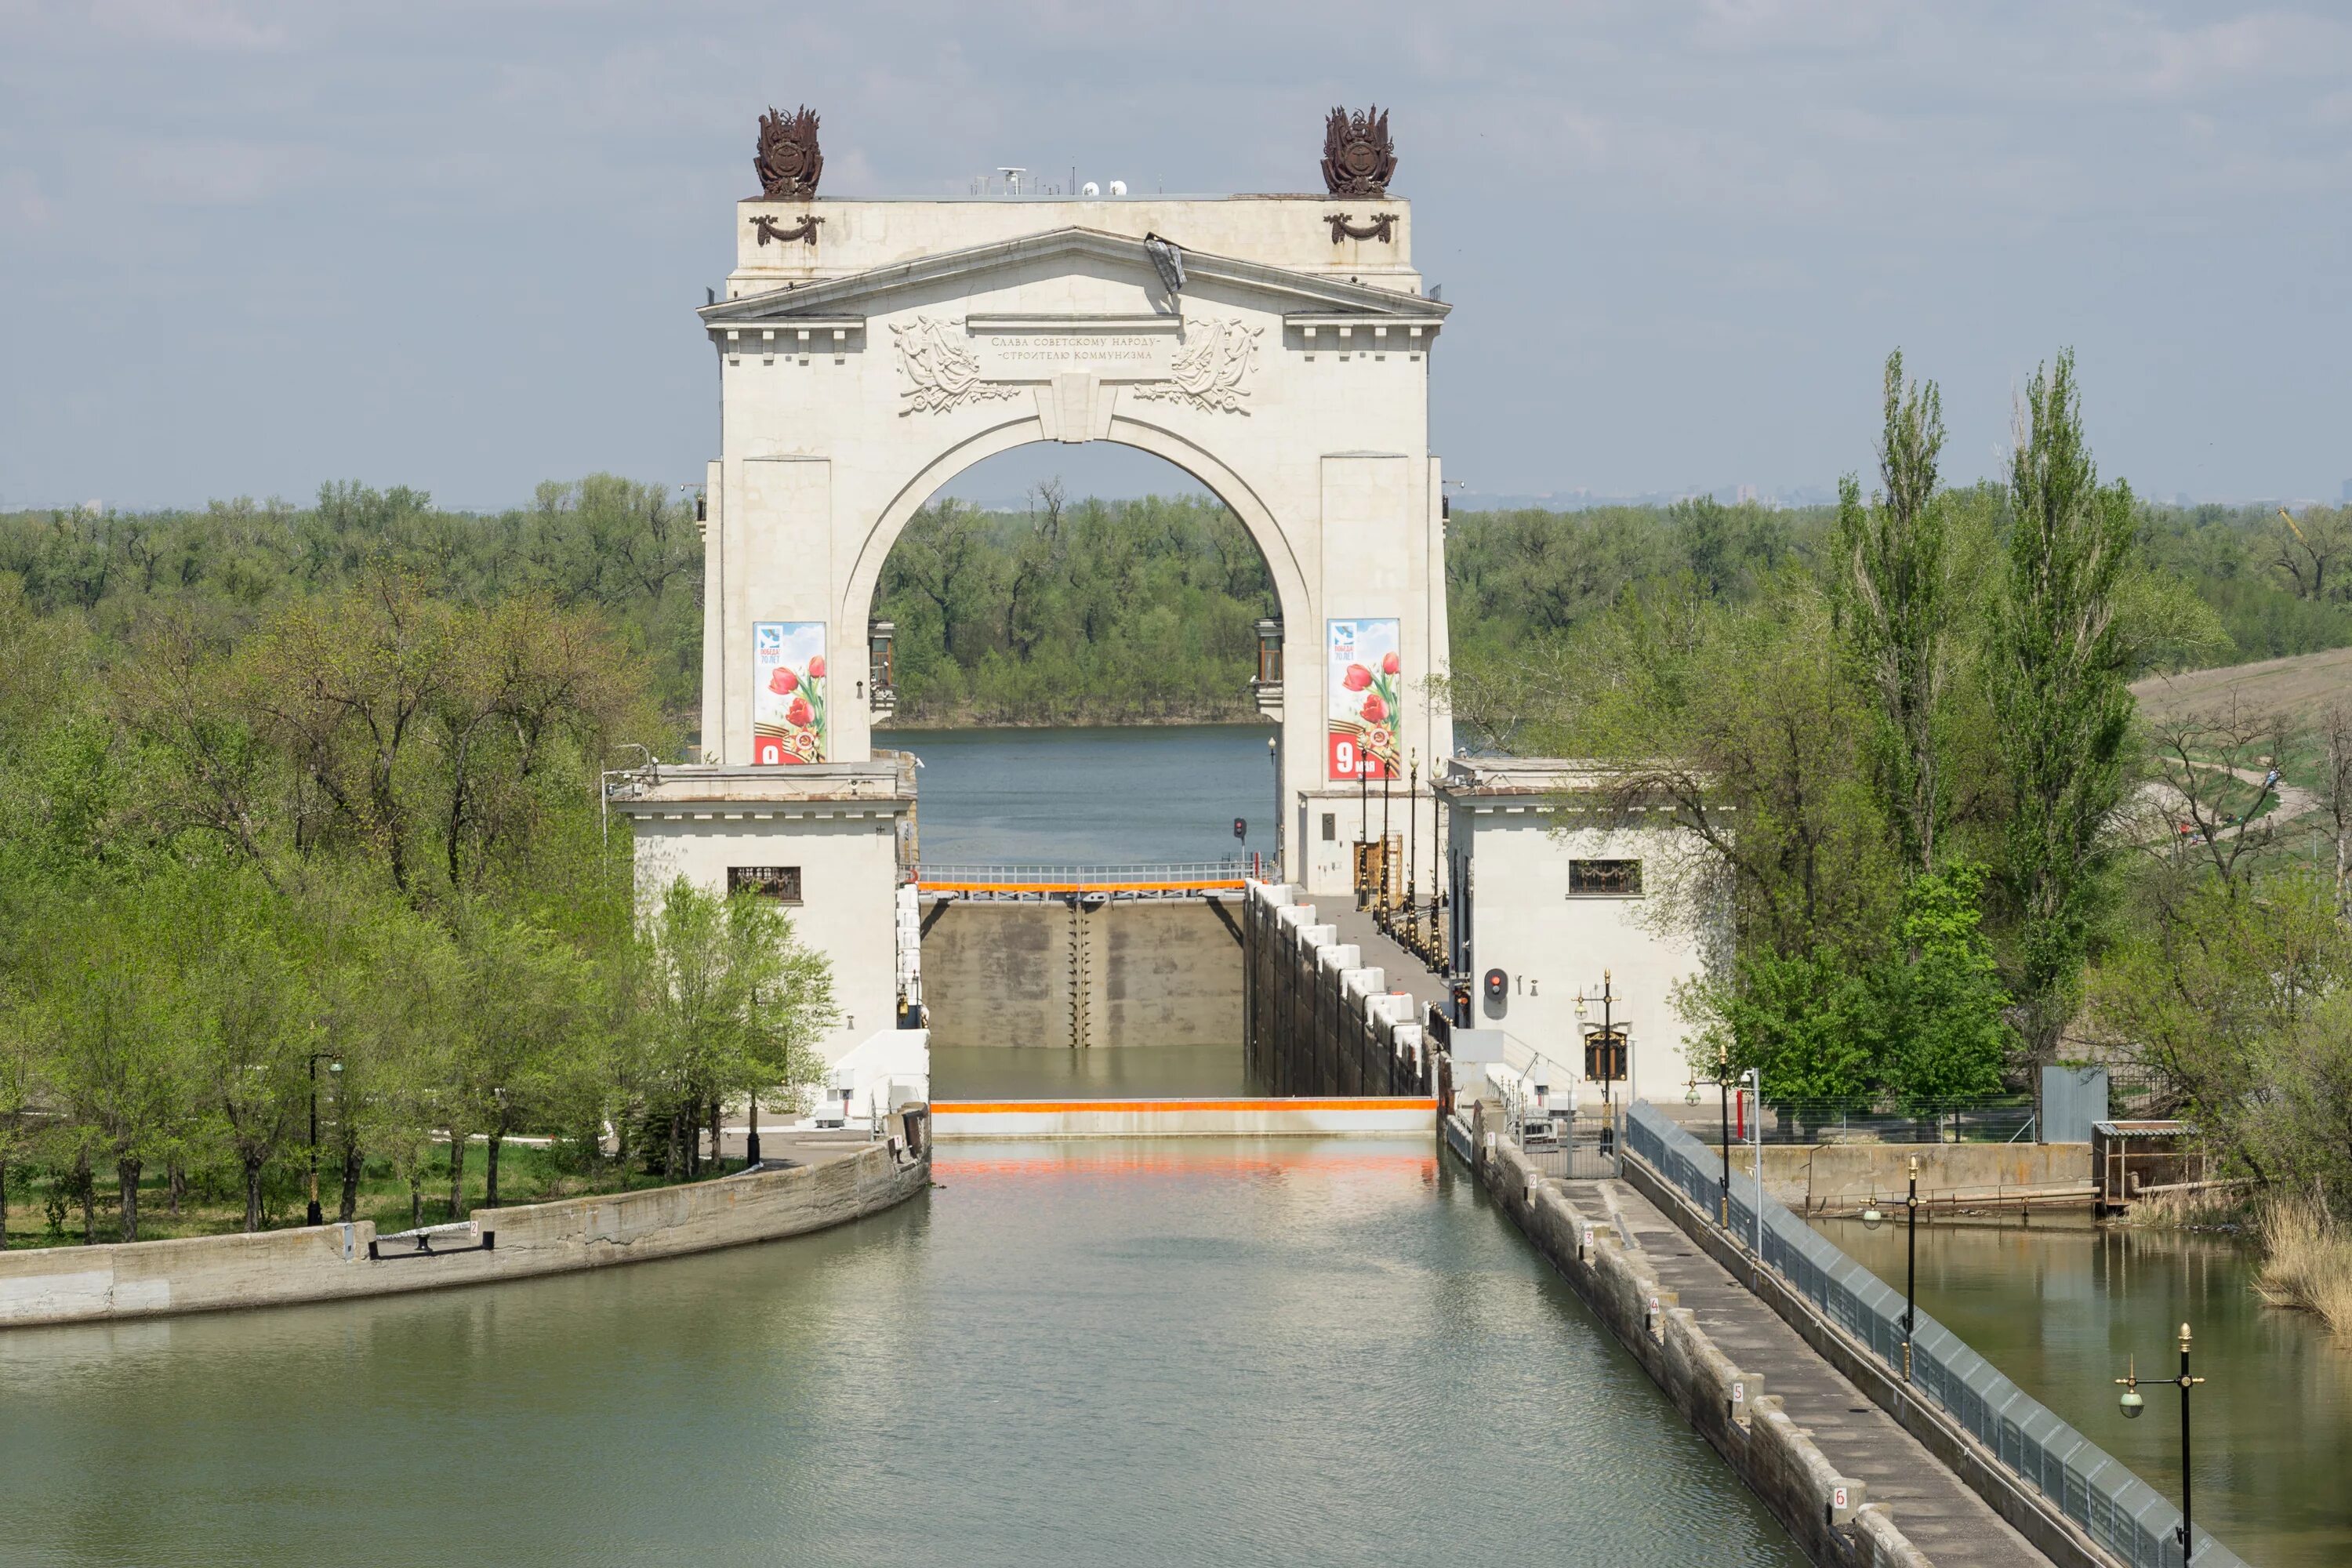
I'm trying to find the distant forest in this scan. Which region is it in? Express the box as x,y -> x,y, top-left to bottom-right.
4,481 -> 2349,739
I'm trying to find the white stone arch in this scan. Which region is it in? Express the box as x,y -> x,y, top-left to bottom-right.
839,413 -> 1313,663
695,200 -> 1453,895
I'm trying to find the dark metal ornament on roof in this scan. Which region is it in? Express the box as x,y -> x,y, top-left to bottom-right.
753,105 -> 824,199
1321,106 -> 1396,197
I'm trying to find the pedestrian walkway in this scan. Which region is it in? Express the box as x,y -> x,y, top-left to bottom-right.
1564,1175 -> 2049,1567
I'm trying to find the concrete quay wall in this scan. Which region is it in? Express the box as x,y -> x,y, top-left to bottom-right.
1466,1113 -> 1931,1568
1621,1152 -> 2140,1568
0,1131 -> 930,1330
1243,882 -> 1434,1099
1726,1144 -> 2092,1214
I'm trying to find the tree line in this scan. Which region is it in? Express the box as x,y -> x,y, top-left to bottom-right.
1447,350 -> 2352,1227
0,549 -> 831,1249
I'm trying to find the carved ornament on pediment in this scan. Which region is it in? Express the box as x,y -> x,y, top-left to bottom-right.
890,318 -> 1022,414
1131,318 -> 1264,415
891,315 -> 1265,416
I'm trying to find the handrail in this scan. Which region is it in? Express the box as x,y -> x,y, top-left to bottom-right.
1625,1099 -> 2246,1568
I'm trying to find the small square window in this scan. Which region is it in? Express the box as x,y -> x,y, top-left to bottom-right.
1569,859 -> 1642,897
728,866 -> 803,903
1321,812 -> 1338,842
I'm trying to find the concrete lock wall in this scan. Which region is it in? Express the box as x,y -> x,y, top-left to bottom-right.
921,898 -> 1245,1049
1468,1117 -> 1931,1568
1726,1144 -> 2092,1213
1243,881 -> 1434,1098
0,1130 -> 931,1330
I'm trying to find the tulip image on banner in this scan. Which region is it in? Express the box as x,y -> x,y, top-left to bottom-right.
1327,618 -> 1401,780
752,621 -> 827,765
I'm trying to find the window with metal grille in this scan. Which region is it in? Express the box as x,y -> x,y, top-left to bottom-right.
1569,858 -> 1642,897
1321,813 -> 1337,841
728,866 -> 803,903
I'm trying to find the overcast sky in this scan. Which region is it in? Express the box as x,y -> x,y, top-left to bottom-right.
3,1 -> 2348,512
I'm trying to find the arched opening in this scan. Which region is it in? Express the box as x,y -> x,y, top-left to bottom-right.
868,439 -> 1283,866
864,440 -> 1288,1096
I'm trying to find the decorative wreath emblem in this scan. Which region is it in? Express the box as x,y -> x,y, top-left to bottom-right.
1321,106 -> 1395,198
754,104 -> 823,200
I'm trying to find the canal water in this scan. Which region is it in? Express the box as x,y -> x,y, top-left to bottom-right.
883,723 -> 1274,865
1,1140 -> 1803,1567
1817,1216 -> 2352,1568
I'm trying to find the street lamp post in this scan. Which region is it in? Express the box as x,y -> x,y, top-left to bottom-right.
1268,735 -> 1283,884
1904,1152 -> 1921,1382
1716,1043 -> 1732,1228
1742,1066 -> 1763,1264
2118,1321 -> 2206,1562
1404,751 -> 1420,953
304,1051 -> 341,1227
1574,972 -> 1625,1171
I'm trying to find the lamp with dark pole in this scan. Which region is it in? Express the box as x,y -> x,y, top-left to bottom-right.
305,1048 -> 342,1227
1573,971 -> 1622,1170
746,985 -> 764,1167
2118,1322 -> 2205,1562
1717,1042 -> 1732,1227
1404,751 -> 1420,953
1267,735 -> 1283,884
1907,1153 -> 1923,1379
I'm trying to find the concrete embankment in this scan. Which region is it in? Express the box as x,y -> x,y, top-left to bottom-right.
1463,1109 -> 2025,1568
0,1120 -> 931,1330
1726,1143 -> 2093,1215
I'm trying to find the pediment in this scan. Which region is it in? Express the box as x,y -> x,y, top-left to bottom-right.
698,226 -> 1449,332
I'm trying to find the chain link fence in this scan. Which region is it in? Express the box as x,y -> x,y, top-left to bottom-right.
1628,1101 -> 2245,1568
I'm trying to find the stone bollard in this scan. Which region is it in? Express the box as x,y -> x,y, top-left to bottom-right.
1730,1373 -> 1762,1428
1827,1477 -> 1867,1528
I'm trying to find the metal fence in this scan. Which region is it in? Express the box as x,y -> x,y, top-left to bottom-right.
1699,1096 -> 2038,1145
1626,1101 -> 2245,1568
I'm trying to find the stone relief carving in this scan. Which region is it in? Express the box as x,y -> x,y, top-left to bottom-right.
890,318 -> 1021,414
890,314 -> 1263,416
1132,318 -> 1263,414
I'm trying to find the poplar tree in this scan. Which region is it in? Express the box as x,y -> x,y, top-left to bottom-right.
1835,350 -> 1955,875
1994,350 -> 2137,1062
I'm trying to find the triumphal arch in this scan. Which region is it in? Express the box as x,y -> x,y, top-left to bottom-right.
623,108 -> 1454,1100
691,107 -> 1452,896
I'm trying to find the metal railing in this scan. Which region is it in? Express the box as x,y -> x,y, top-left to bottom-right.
913,859 -> 1257,896
1699,1096 -> 2038,1145
1624,1102 -> 2243,1568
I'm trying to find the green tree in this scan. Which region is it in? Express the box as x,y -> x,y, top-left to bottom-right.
1835,350 -> 1958,874
1874,865 -> 2012,1105
1994,350 -> 2139,1063
644,880 -> 833,1177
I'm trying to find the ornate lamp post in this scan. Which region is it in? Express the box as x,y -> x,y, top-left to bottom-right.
1716,1043 -> 1733,1227
1403,751 -> 1421,952
305,1050 -> 343,1227
1904,1152 -> 1920,1381
1573,972 -> 1628,1169
1267,735 -> 1283,884
2118,1322 -> 2207,1562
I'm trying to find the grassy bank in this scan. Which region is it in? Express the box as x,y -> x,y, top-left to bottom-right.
0,1142 -> 723,1252
2256,1194 -> 2352,1335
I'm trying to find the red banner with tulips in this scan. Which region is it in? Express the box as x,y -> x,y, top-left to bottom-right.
1326,618 -> 1401,781
751,620 -> 828,765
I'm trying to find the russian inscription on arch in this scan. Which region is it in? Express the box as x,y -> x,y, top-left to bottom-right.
890,316 -> 1264,416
